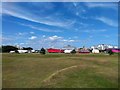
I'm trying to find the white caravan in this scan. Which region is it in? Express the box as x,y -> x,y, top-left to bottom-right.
92,48 -> 99,53
17,50 -> 28,53
9,51 -> 15,53
64,49 -> 73,54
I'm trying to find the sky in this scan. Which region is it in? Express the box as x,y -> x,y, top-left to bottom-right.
1,2 -> 118,49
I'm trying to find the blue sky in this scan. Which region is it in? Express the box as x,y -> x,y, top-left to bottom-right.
1,2 -> 118,49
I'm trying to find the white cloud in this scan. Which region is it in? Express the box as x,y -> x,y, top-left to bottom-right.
18,32 -> 23,35
69,2 -> 87,17
62,39 -> 78,43
96,17 -> 118,27
86,2 -> 117,10
20,43 -> 24,45
37,35 -> 79,48
2,3 -> 73,28
30,32 -> 34,34
18,32 -> 26,36
42,35 -> 46,38
76,12 -> 79,16
2,34 -> 89,49
2,0 -> 119,2
81,29 -> 107,33
38,35 -> 63,48
73,2 -> 77,7
17,32 -> 29,36
48,35 -> 62,41
2,37 -> 13,41
29,36 -> 37,40
17,23 -> 62,32
0,3 -> 2,15
68,40 -> 75,42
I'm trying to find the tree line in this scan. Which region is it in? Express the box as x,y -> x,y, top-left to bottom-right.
1,45 -> 33,53
1,45 -> 46,54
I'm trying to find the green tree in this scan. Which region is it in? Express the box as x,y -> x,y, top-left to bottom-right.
40,48 -> 46,55
2,45 -> 18,53
0,46 -> 2,53
108,50 -> 113,55
71,49 -> 76,54
22,47 -> 33,50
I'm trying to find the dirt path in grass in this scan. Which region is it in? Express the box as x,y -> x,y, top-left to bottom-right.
41,64 -> 95,85
42,65 -> 78,84
41,57 -> 111,84
41,63 -> 100,86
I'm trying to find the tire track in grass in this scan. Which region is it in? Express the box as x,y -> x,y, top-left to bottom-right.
41,58 -> 102,87
41,64 -> 99,86
41,65 -> 78,84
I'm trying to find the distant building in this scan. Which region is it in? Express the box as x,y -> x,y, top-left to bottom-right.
62,45 -> 76,50
78,46 -> 90,54
113,46 -> 118,48
90,44 -> 118,51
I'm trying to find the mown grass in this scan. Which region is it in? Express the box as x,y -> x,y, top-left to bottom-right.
2,53 -> 118,88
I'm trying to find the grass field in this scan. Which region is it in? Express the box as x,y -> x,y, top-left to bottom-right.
2,53 -> 118,88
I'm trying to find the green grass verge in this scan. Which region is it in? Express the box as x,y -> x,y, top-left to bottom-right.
2,53 -> 118,88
